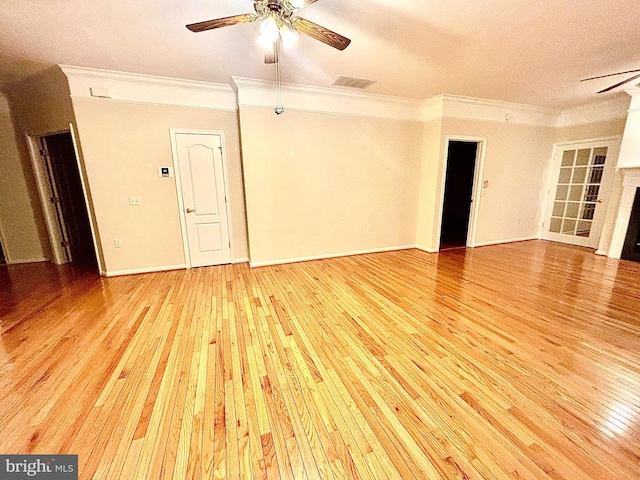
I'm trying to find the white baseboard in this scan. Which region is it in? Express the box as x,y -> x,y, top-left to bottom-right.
6,257 -> 49,265
595,249 -> 609,256
102,264 -> 186,277
249,245 -> 416,268
414,245 -> 439,253
103,258 -> 249,277
473,236 -> 539,247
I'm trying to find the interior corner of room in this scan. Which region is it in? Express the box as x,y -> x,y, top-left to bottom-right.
0,66 -> 638,275
1,66 -> 639,275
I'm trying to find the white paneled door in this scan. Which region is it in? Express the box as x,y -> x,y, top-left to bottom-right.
542,139 -> 619,249
174,132 -> 232,267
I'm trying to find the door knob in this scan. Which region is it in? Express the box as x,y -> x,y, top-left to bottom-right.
186,208 -> 196,213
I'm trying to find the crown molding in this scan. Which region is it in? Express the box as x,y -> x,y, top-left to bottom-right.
422,95 -> 445,122
60,65 -> 237,111
623,85 -> 640,111
231,78 -> 630,128
56,67 -> 633,126
437,94 -> 560,127
231,76 -> 426,121
556,95 -> 631,127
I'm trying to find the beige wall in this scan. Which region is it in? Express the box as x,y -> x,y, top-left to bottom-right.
438,118 -> 556,247
0,96 -> 48,262
555,118 -> 627,144
415,118 -> 443,249
4,67 -> 76,138
4,66 -> 629,271
239,107 -> 423,265
1,67 -> 77,263
72,98 -> 247,273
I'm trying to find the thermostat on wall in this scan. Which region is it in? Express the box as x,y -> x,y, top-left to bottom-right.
158,166 -> 174,178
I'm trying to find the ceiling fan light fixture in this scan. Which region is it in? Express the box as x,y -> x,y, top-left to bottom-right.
257,17 -> 279,50
187,1 -> 352,53
257,34 -> 275,52
279,23 -> 299,50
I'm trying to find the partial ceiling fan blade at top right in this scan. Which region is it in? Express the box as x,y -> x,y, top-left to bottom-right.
597,72 -> 640,94
580,68 -> 640,82
186,13 -> 257,33
291,17 -> 351,51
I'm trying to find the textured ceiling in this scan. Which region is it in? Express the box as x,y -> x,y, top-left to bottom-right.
1,0 -> 639,108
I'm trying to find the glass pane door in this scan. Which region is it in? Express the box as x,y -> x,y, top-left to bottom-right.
548,147 -> 607,239
543,139 -> 618,249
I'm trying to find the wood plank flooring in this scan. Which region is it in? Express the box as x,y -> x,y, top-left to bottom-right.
1,240 -> 639,479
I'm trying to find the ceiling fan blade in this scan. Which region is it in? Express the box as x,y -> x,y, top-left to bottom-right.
291,17 -> 351,51
186,13 -> 257,33
581,68 -> 640,82
597,72 -> 640,94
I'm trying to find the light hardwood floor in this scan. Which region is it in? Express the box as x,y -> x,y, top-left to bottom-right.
1,240 -> 639,479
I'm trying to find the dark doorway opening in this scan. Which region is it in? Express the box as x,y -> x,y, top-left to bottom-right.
41,132 -> 98,272
621,188 -> 640,263
0,239 -> 5,265
440,141 -> 478,250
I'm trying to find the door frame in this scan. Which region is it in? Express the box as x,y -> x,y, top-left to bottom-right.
540,135 -> 622,248
26,130 -> 71,265
69,123 -> 103,272
26,126 -> 103,271
0,217 -> 7,264
169,129 -> 235,269
435,136 -> 487,251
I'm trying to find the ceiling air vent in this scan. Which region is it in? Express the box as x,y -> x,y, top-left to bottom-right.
332,76 -> 376,90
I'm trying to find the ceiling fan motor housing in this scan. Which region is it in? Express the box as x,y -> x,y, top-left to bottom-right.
267,0 -> 284,13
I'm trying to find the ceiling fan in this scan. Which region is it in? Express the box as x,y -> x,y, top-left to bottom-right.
581,68 -> 640,94
186,0 -> 351,64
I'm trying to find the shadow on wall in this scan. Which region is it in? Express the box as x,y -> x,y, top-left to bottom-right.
7,105 -> 52,255
0,66 -> 77,262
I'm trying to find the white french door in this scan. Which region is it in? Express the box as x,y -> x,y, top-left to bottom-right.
542,138 -> 620,248
173,132 -> 232,267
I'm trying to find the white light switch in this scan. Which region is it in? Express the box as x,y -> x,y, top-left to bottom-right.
129,196 -> 141,206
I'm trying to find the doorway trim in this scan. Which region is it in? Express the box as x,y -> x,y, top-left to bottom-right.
69,123 -> 104,273
539,135 -> 622,249
26,131 -> 69,265
435,136 -> 487,251
169,129 -> 235,269
26,126 -> 103,271
0,217 -> 7,264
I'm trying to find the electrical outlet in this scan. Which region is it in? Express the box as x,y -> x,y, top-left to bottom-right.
129,196 -> 141,206
114,239 -> 122,248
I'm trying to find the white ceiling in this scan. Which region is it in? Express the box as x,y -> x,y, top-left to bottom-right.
1,0 -> 639,108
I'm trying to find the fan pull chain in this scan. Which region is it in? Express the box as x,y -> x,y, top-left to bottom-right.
274,40 -> 284,115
